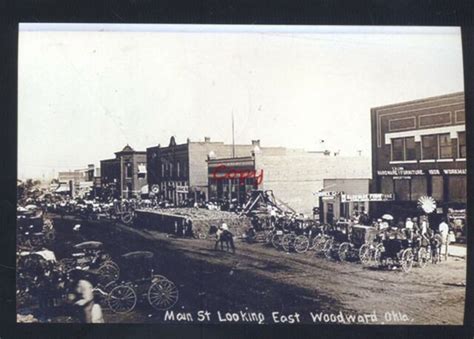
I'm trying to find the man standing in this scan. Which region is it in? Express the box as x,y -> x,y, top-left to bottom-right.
438,218 -> 450,261
74,279 -> 104,323
405,217 -> 414,240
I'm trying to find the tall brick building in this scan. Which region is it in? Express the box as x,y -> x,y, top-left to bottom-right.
100,145 -> 147,198
370,92 -> 466,224
146,137 -> 284,205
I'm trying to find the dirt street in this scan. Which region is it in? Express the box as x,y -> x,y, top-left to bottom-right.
51,216 -> 466,325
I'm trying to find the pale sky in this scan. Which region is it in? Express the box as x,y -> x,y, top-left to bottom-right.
18,24 -> 464,180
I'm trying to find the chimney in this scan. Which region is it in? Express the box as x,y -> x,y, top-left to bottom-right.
251,139 -> 260,147
204,137 -> 211,143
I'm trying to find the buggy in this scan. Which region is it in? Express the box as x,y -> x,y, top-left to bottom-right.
374,230 -> 414,272
319,221 -> 353,260
95,251 -> 179,314
58,241 -> 119,285
338,224 -> 378,262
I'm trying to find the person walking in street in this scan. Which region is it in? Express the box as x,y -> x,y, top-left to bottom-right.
74,279 -> 104,323
439,218 -> 450,261
405,217 -> 414,240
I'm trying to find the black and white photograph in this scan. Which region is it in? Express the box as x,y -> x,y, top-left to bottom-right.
16,23 -> 466,325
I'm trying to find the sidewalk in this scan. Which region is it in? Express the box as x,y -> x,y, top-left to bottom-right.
447,244 -> 466,259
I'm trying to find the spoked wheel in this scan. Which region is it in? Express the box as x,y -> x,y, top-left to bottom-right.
107,284 -> 137,314
359,244 -> 372,266
417,247 -> 429,268
401,248 -> 414,273
198,232 -> 207,240
97,262 -> 120,285
323,238 -> 334,260
121,212 -> 134,225
147,277 -> 179,310
281,234 -> 295,252
94,280 -> 117,309
312,235 -> 326,254
272,234 -> 282,249
338,242 -> 351,261
294,235 -> 310,253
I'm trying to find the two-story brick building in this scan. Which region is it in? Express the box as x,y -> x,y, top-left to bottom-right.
146,137 -> 285,205
370,92 -> 466,224
100,145 -> 148,198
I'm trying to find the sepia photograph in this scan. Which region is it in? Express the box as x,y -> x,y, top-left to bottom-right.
16,23 -> 466,325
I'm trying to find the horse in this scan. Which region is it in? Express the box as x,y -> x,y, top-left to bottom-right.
430,233 -> 443,264
209,226 -> 235,253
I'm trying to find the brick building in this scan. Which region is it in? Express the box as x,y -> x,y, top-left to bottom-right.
208,146 -> 372,216
100,145 -> 147,198
146,137 -> 284,205
370,92 -> 466,224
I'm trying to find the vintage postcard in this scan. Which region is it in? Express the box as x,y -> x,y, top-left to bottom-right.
16,24 -> 466,325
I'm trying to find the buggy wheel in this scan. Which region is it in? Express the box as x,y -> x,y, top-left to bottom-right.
401,248 -> 414,273
107,285 -> 137,314
97,262 -> 120,285
312,235 -> 326,254
294,235 -> 310,253
338,242 -> 351,261
323,238 -> 334,260
359,244 -> 371,266
281,234 -> 293,252
198,232 -> 207,240
417,247 -> 429,268
121,212 -> 134,225
271,234 -> 282,249
148,278 -> 179,310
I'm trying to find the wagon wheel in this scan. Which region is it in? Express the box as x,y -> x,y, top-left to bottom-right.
147,277 -> 179,310
338,242 -> 351,261
281,234 -> 292,252
95,280 -> 117,308
312,235 -> 326,254
107,284 -> 137,314
359,244 -> 371,266
401,248 -> 414,273
417,247 -> 429,268
97,262 -> 120,285
271,234 -> 282,249
323,238 -> 334,260
58,258 -> 75,272
294,235 -> 310,253
121,212 -> 134,225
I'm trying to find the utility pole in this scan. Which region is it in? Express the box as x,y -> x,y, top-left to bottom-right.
232,110 -> 235,158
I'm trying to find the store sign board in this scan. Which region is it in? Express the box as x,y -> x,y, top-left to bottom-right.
176,185 -> 189,194
378,168 -> 466,176
314,191 -> 339,197
341,193 -> 394,202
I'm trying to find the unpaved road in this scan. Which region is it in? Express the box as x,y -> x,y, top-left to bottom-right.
50,215 -> 466,325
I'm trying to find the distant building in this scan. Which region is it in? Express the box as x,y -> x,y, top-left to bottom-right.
57,167 -> 93,197
370,92 -> 466,223
209,145 -> 372,216
146,137 -> 285,205
100,145 -> 147,198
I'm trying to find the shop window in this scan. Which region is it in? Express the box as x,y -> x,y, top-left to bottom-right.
394,179 -> 410,201
391,138 -> 404,161
421,135 -> 438,159
161,163 -> 165,177
431,176 -> 444,201
177,162 -> 181,177
448,176 -> 467,203
410,176 -> 427,201
439,133 -> 452,159
458,131 -> 466,158
169,163 -> 173,177
405,137 -> 416,160
381,176 -> 394,194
